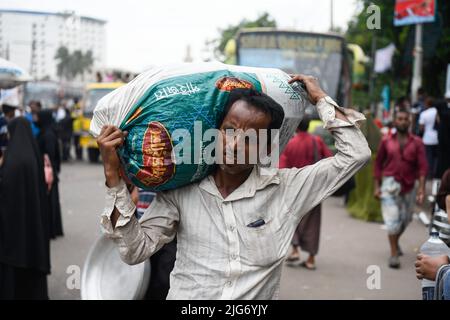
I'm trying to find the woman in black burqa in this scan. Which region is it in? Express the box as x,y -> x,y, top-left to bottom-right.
36,110 -> 64,238
0,117 -> 50,299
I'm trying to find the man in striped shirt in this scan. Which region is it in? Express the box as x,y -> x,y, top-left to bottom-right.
97,74 -> 371,299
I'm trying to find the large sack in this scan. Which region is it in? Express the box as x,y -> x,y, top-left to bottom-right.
91,62 -> 307,191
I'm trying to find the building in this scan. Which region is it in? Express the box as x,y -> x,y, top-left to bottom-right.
0,9 -> 107,81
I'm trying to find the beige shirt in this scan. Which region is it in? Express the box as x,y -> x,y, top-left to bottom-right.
101,96 -> 371,300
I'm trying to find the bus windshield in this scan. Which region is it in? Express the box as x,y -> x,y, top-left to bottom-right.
84,88 -> 115,115
24,81 -> 60,109
236,30 -> 350,109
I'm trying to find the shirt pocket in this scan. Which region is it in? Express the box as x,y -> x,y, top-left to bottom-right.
239,215 -> 281,267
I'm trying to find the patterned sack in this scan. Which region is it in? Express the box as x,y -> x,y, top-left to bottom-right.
90,62 -> 306,191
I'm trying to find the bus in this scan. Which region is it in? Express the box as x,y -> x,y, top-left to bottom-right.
23,80 -> 83,109
78,82 -> 125,162
232,29 -> 352,108
224,28 -> 357,151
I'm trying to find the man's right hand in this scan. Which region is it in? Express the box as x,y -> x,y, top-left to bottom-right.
97,125 -> 127,188
374,187 -> 382,200
374,181 -> 382,200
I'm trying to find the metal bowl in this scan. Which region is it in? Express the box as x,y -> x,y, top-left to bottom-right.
81,234 -> 151,300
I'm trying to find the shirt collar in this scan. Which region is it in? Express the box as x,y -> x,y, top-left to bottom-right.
198,166 -> 280,202
391,131 -> 413,141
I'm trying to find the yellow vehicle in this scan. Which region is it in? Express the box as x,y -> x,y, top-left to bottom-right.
79,82 -> 125,162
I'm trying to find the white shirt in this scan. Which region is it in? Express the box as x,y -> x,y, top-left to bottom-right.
419,107 -> 438,145
100,96 -> 371,300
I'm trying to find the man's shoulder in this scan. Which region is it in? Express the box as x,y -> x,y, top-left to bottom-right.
409,134 -> 425,146
380,134 -> 393,144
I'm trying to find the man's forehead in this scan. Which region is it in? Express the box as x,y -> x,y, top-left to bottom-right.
225,100 -> 270,123
395,111 -> 410,119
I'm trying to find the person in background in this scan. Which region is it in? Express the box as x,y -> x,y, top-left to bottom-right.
419,97 -> 439,179
96,72 -> 103,83
393,96 -> 411,115
58,102 -> 74,162
0,104 -> 19,154
1,103 -> 17,122
35,110 -> 64,239
129,186 -> 177,300
374,108 -> 427,269
71,98 -> 83,160
24,100 -> 42,137
411,87 -> 427,136
280,116 -> 332,270
0,118 -> 50,299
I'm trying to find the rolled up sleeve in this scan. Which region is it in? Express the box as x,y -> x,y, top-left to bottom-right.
100,180 -> 179,265
280,96 -> 371,222
100,180 -> 136,234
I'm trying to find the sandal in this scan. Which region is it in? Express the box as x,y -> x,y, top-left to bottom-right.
286,255 -> 301,262
300,261 -> 316,270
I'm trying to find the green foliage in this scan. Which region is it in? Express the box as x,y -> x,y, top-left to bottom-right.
54,46 -> 94,80
346,0 -> 450,107
213,12 -> 277,61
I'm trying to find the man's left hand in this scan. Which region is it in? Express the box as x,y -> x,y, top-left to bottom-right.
288,74 -> 327,105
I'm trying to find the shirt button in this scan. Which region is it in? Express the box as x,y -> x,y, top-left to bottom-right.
231,254 -> 237,260
229,225 -> 235,232
225,281 -> 232,287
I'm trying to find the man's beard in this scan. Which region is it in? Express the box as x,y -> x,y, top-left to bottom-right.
396,127 -> 408,134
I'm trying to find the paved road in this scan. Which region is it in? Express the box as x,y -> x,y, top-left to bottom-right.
49,161 -> 426,299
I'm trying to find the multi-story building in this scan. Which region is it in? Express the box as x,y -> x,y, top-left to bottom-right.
0,9 -> 107,81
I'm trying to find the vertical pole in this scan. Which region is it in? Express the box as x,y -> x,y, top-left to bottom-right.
411,23 -> 423,103
369,32 -> 377,115
330,0 -> 334,31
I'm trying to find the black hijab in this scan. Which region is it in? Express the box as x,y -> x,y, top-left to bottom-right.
0,117 -> 50,274
37,110 -> 61,174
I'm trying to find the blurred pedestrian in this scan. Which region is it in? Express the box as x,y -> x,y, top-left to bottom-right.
280,116 -> 332,270
0,117 -> 50,299
36,110 -> 64,238
411,87 -> 427,135
24,100 -> 42,137
71,98 -> 83,160
419,97 -> 439,178
1,103 -> 17,122
374,108 -> 428,268
0,103 -> 19,154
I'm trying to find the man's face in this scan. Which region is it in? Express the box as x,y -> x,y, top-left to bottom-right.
30,102 -> 40,114
394,112 -> 410,133
218,100 -> 271,175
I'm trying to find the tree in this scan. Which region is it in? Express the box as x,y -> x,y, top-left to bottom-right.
346,0 -> 450,108
210,12 -> 277,61
54,46 -> 95,80
55,46 -> 70,79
